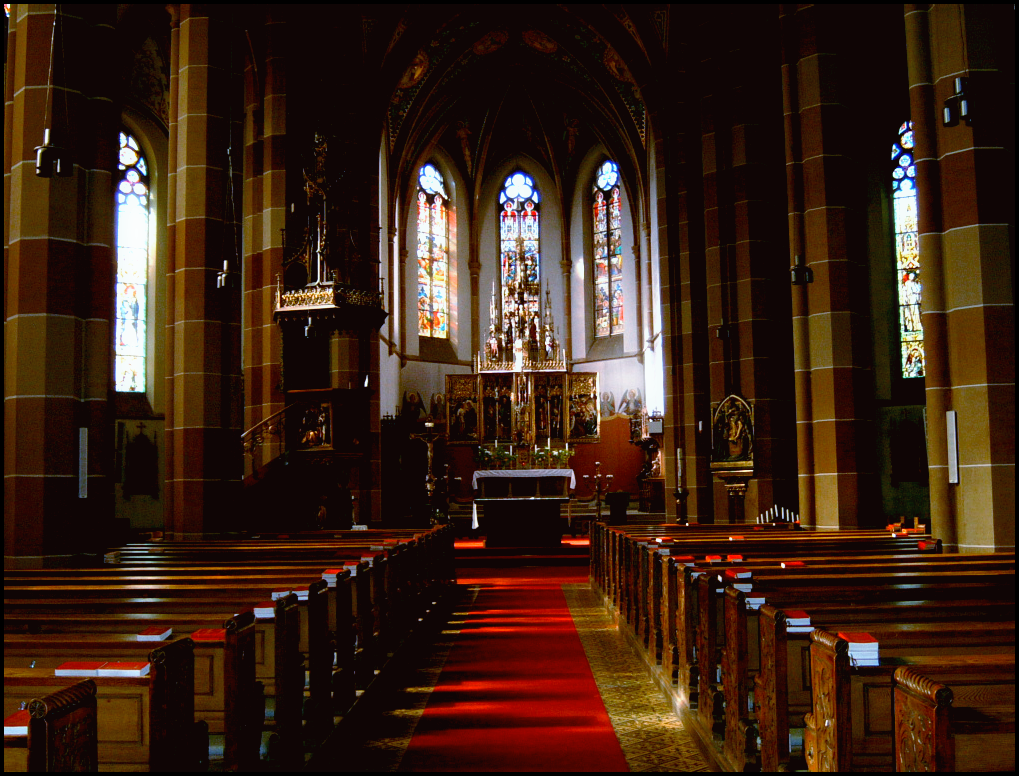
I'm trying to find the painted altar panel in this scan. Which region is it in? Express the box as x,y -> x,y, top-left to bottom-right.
531,372 -> 567,444
567,372 -> 600,443
480,373 -> 516,443
446,375 -> 479,444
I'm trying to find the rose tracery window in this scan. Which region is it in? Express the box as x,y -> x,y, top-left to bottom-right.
592,160 -> 623,337
115,131 -> 150,392
417,163 -> 449,338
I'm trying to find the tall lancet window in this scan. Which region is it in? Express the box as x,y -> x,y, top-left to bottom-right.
115,131 -> 150,392
499,172 -> 540,342
593,160 -> 623,337
417,163 -> 449,338
891,121 -> 924,378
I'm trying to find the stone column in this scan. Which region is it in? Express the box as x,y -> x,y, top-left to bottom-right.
784,4 -> 877,528
4,5 -> 118,565
909,5 -> 1015,552
165,5 -> 243,539
780,4 -> 815,526
242,11 -> 287,474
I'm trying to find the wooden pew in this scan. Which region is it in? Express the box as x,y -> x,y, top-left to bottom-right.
754,598 -> 1016,772
3,526 -> 452,769
805,629 -> 1016,772
893,662 -> 1016,772
4,679 -> 98,773
595,521 -> 1016,773
4,612 -> 263,772
704,569 -> 1015,768
4,588 -> 310,763
3,638 -> 199,772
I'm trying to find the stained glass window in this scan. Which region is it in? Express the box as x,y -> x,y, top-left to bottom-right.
499,172 -> 540,342
891,121 -> 924,378
115,131 -> 149,392
417,163 -> 449,338
592,160 -> 623,337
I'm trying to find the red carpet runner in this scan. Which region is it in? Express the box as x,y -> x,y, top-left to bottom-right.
398,568 -> 629,772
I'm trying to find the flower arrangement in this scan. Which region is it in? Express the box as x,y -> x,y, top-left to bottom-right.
476,444 -> 574,470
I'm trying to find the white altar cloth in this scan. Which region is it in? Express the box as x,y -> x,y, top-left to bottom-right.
472,468 -> 577,490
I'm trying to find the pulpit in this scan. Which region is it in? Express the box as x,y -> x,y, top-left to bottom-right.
472,469 -> 576,548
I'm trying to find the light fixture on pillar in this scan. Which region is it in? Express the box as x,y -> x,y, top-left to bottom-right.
35,129 -> 74,178
790,253 -> 813,285
942,77 -> 971,127
35,8 -> 74,178
304,316 -> 316,338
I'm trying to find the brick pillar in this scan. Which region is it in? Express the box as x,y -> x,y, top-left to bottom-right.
908,5 -> 1015,552
4,5 -> 117,566
165,5 -> 243,539
650,44 -> 713,524
242,11 -> 286,475
780,4 -> 816,526
786,4 -> 876,528
695,10 -> 795,524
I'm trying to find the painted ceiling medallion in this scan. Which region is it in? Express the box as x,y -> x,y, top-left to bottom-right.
522,29 -> 558,54
472,29 -> 509,56
397,50 -> 429,89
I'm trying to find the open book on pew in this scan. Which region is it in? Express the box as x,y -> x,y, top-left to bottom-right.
839,631 -> 880,665
253,601 -> 276,618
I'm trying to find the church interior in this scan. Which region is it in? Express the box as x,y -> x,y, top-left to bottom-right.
2,4 -> 1016,772
4,3 -> 1013,562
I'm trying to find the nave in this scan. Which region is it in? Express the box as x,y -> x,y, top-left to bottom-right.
319,563 -> 711,773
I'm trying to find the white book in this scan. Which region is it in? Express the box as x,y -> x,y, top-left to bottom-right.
54,661 -> 106,677
96,662 -> 150,677
850,656 -> 880,666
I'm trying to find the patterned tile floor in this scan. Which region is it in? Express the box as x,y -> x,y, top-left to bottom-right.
331,582 -> 711,772
562,584 -> 711,772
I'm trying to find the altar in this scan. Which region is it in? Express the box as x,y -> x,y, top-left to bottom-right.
472,469 -> 575,548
